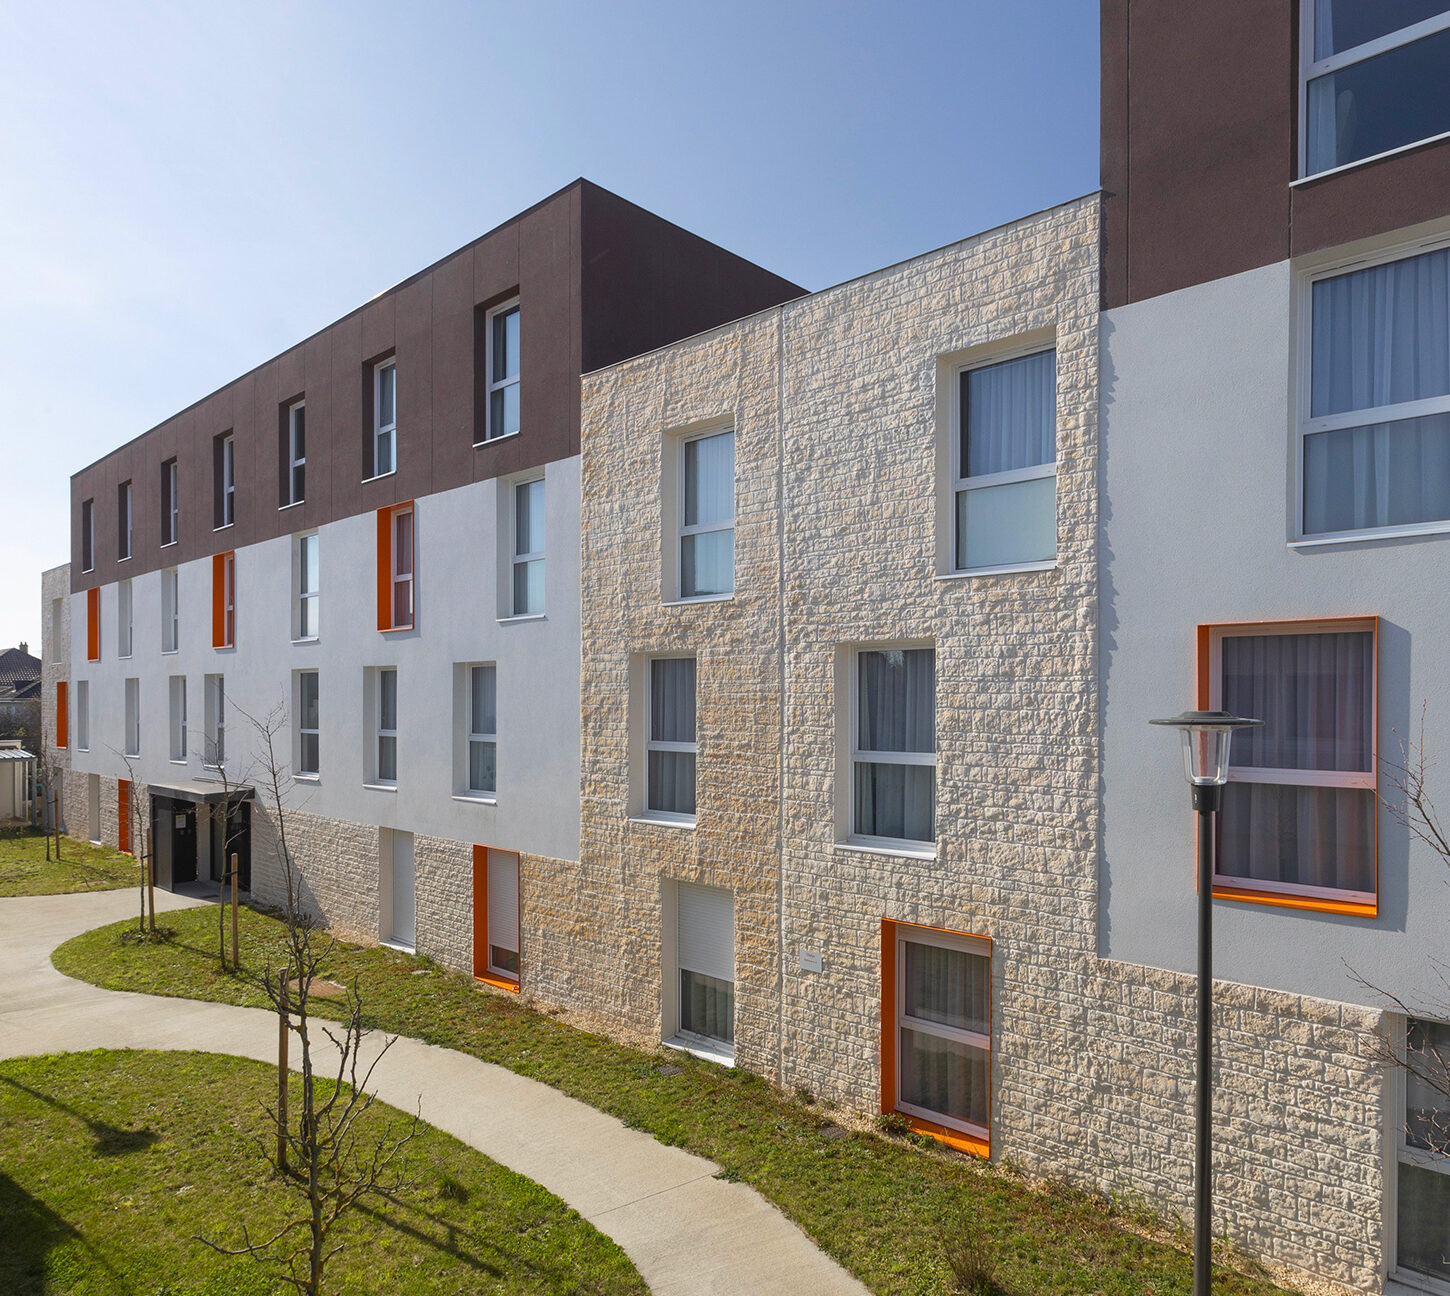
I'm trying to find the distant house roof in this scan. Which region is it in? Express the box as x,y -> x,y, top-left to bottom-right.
0,747 -> 36,762
0,646 -> 41,689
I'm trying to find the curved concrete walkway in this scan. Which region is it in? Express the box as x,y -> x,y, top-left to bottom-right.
0,889 -> 869,1296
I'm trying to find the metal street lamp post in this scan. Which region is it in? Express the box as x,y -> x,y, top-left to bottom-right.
1148,709 -> 1262,1296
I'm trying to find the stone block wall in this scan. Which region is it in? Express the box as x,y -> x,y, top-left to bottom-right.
250,803 -> 379,944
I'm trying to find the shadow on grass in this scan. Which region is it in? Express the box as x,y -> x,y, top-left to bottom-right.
0,1076 -> 160,1157
0,1171 -> 81,1294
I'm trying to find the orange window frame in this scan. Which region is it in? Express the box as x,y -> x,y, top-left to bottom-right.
212,552 -> 235,648
472,844 -> 521,992
376,502 -> 415,632
1196,616 -> 1379,918
117,778 -> 132,854
55,681 -> 68,749
86,587 -> 100,662
880,918 -> 991,1158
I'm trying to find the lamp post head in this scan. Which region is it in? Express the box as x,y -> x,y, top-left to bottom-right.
1149,709 -> 1263,791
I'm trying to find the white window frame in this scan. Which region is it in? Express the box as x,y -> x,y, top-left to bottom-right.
391,506 -> 414,629
951,343 -> 1057,576
286,400 -> 306,506
483,848 -> 521,983
371,358 -> 396,479
467,663 -> 497,797
296,670 -> 320,777
1207,619 -> 1377,907
645,654 -> 696,825
676,426 -> 735,601
665,880 -> 735,1064
81,498 -> 94,572
1293,233 -> 1450,546
75,680 -> 89,752
124,678 -> 140,756
118,579 -> 133,658
163,458 -> 179,546
511,476 -> 545,617
168,675 -> 187,764
204,673 -> 225,770
893,925 -> 992,1143
1386,1014 -> 1450,1294
849,645 -> 936,851
218,433 -> 235,529
221,551 -> 235,648
483,299 -> 520,445
1298,1 -> 1450,180
375,667 -> 398,787
295,531 -> 319,641
161,567 -> 179,654
118,481 -> 132,561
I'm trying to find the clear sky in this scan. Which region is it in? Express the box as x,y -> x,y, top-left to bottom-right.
0,0 -> 1099,652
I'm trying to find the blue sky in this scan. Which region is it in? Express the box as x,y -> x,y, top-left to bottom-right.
0,0 -> 1098,650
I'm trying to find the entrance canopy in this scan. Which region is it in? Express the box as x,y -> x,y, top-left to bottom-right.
147,780 -> 254,806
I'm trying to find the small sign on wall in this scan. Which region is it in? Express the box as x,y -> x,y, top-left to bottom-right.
799,948 -> 823,973
174,814 -> 187,829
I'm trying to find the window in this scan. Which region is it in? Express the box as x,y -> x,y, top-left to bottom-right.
215,432 -> 235,528
161,567 -> 179,653
1300,244 -> 1450,540
124,678 -> 140,756
117,480 -> 132,560
678,428 -> 734,598
473,846 -> 520,987
1393,1015 -> 1450,1286
76,680 -> 89,752
372,358 -> 396,478
852,647 -> 936,846
55,680 -> 67,749
118,579 -> 133,658
161,457 -> 179,545
647,657 -> 696,821
375,504 -> 414,631
1206,619 -> 1377,911
80,498 -> 94,572
885,922 -> 991,1153
954,348 -> 1056,571
284,401 -> 306,506
296,532 -> 319,639
86,587 -> 99,662
511,478 -> 544,616
484,302 -> 520,443
671,882 -> 734,1055
375,668 -> 398,785
1302,1 -> 1450,176
50,598 -> 62,663
467,664 -> 497,796
380,828 -> 415,950
204,674 -> 225,768
169,675 -> 187,763
296,671 -> 319,776
212,551 -> 235,648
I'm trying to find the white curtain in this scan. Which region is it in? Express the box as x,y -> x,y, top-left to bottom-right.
1305,414 -> 1450,533
903,942 -> 988,1035
650,658 -> 696,815
856,649 -> 934,840
899,1030 -> 987,1127
684,431 -> 734,527
961,350 -> 1055,477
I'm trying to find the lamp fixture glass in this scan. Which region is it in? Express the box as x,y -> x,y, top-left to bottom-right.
1148,710 -> 1263,788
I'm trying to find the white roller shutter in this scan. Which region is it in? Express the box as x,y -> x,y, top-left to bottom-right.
677,882 -> 734,983
488,850 -> 520,954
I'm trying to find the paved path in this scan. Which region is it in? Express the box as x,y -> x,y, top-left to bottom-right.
0,889 -> 869,1296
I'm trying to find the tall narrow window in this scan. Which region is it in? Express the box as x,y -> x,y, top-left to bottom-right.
468,664 -> 497,795
55,681 -> 68,749
486,302 -> 520,442
484,849 -> 520,979
124,678 -> 140,756
161,458 -> 179,545
297,532 -> 320,639
955,349 -> 1056,571
373,358 -> 396,477
204,673 -> 225,768
86,587 -> 100,662
80,498 -> 94,572
888,923 -> 991,1151
117,480 -> 132,560
50,598 -> 62,663
376,668 -> 398,784
853,648 -> 935,845
169,675 -> 187,763
1208,620 -> 1377,909
117,579 -> 133,658
286,401 -> 306,505
76,680 -> 89,752
679,429 -> 735,598
212,551 -> 235,648
392,507 -> 413,629
161,567 -> 179,653
674,882 -> 734,1053
1301,244 -> 1450,539
297,671 -> 319,776
512,478 -> 544,616
375,504 -> 414,632
215,432 -> 235,528
1395,1014 -> 1450,1285
647,657 -> 696,821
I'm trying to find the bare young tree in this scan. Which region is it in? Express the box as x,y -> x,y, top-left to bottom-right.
199,699 -> 419,1295
199,716 -> 252,972
111,746 -> 154,936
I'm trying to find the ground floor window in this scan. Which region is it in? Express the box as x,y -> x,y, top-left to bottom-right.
1396,1015 -> 1450,1286
672,881 -> 734,1055
472,846 -> 520,990
883,920 -> 991,1153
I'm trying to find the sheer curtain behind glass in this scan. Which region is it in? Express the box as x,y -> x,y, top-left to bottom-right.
1218,631 -> 1374,894
681,431 -> 734,597
1305,246 -> 1450,533
649,658 -> 696,816
898,939 -> 989,1129
855,649 -> 935,842
469,665 -> 497,794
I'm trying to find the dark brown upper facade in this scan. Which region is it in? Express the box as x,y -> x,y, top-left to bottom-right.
70,179 -> 806,591
1101,0 -> 1450,310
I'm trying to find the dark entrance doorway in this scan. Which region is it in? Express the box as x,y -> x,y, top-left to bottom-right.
151,797 -> 197,888
210,799 -> 251,892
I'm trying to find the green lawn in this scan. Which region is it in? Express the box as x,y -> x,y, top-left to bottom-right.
0,831 -> 141,897
0,1049 -> 645,1296
54,905 -> 1295,1296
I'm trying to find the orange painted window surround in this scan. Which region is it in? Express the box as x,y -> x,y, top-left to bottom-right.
212,552 -> 236,648
472,844 -> 521,992
880,918 -> 991,1158
117,779 -> 132,854
86,588 -> 100,662
376,503 -> 415,632
55,681 -> 68,749
1196,616 -> 1379,918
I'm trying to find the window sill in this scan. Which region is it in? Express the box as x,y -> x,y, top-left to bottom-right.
1290,519 -> 1450,548
380,624 -> 415,634
169,759 -> 187,767
629,814 -> 697,830
663,1035 -> 734,1067
664,593 -> 734,607
497,613 -> 546,625
363,782 -> 398,793
361,469 -> 397,485
1211,883 -> 1377,918
161,649 -> 179,656
118,555 -> 131,564
380,939 -> 415,955
161,540 -> 178,549
896,1112 -> 989,1158
473,430 -> 521,448
291,636 -> 320,646
1293,129 -> 1450,188
278,499 -> 305,512
213,523 -> 234,534
835,838 -> 936,861
293,773 -> 320,784
475,971 -> 520,993
452,793 -> 498,806
938,559 -> 1056,580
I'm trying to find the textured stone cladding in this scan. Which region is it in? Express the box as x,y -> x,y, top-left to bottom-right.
40,565 -> 72,835
579,196 -> 1385,1292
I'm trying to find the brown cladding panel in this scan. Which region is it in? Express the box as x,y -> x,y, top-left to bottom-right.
512,184 -> 580,467
1291,137 -> 1450,257
328,311 -> 364,527
1100,0 -> 1130,311
302,332 -> 332,530
429,252 -> 475,487
394,274 -> 435,506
